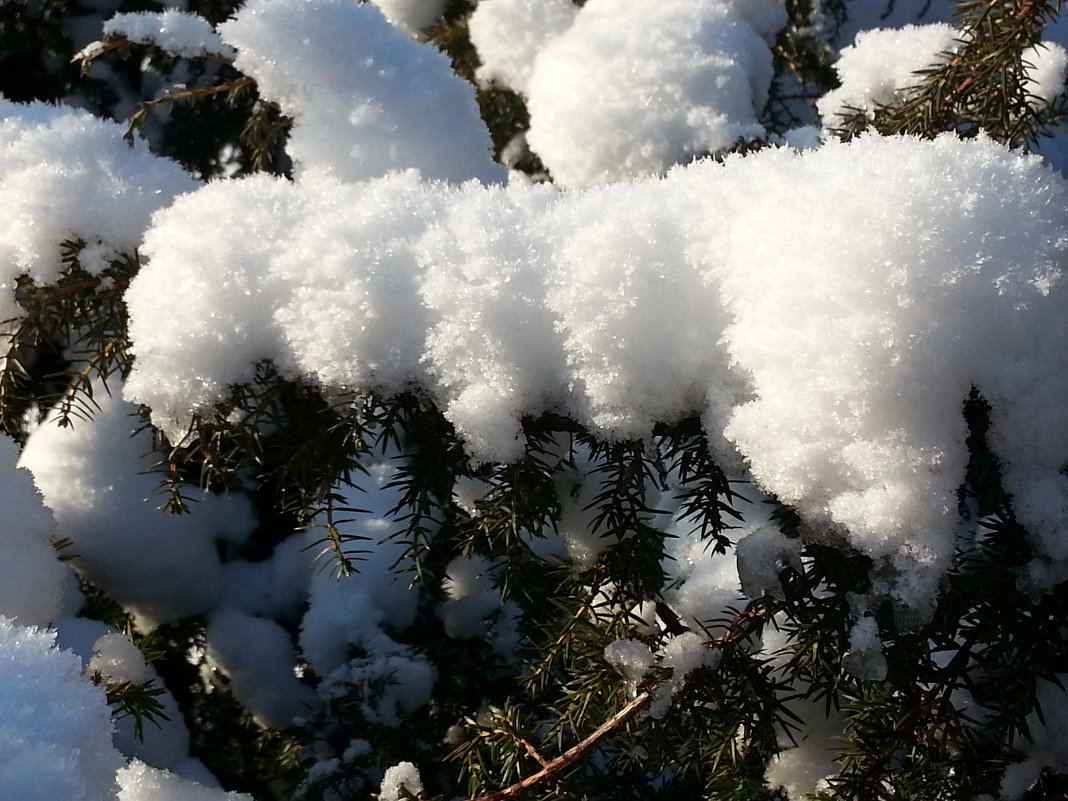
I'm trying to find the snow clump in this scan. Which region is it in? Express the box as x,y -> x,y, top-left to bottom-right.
218,0 -> 503,185
98,10 -> 236,59
468,0 -> 579,95
370,0 -> 447,38
816,24 -> 960,126
18,386 -> 255,627
523,0 -> 779,187
127,131 -> 1068,616
0,99 -> 194,322
378,762 -> 424,801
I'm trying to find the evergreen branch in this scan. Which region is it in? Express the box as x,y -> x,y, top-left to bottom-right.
524,593 -> 598,689
124,77 -> 256,144
97,674 -> 170,742
75,32 -> 237,76
837,0 -> 1066,146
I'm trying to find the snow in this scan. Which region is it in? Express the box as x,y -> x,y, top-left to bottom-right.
0,617 -> 123,801
89,632 -> 150,683
816,24 -> 960,126
468,0 -> 579,95
217,0 -> 504,185
0,436 -> 69,627
0,99 -> 194,322
52,618 -> 194,774
819,24 -> 1068,130
1023,41 -> 1068,108
999,677 -> 1068,797
116,760 -> 251,801
378,761 -> 423,801
100,11 -> 235,59
298,458 -> 428,678
764,693 -> 845,799
603,639 -> 655,684
842,615 -> 888,681
18,385 -> 256,627
205,606 -> 316,728
524,0 -> 775,188
127,131 -> 1068,619
4,1 -> 1068,795
734,516 -> 803,601
438,555 -> 503,639
370,0 -> 447,38
823,0 -> 956,48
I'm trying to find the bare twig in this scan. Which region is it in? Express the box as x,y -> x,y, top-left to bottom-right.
467,600 -> 781,801
466,691 -> 652,801
123,77 -> 255,144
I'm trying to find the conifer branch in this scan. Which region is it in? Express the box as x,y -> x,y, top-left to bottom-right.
75,32 -> 237,75
124,77 -> 256,144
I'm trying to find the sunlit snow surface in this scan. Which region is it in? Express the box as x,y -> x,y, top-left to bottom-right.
2,0 -> 1068,796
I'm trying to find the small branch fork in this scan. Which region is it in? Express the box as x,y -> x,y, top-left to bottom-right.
467,691 -> 652,801
464,600 -> 780,801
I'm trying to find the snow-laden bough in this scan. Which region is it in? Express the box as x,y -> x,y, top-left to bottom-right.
126,132 -> 1068,616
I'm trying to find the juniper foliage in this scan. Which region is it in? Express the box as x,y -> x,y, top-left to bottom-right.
1,2 -> 1068,801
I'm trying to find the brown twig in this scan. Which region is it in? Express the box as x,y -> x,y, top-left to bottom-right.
123,77 -> 255,145
466,600 -> 781,801
505,734 -> 549,769
466,690 -> 652,801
